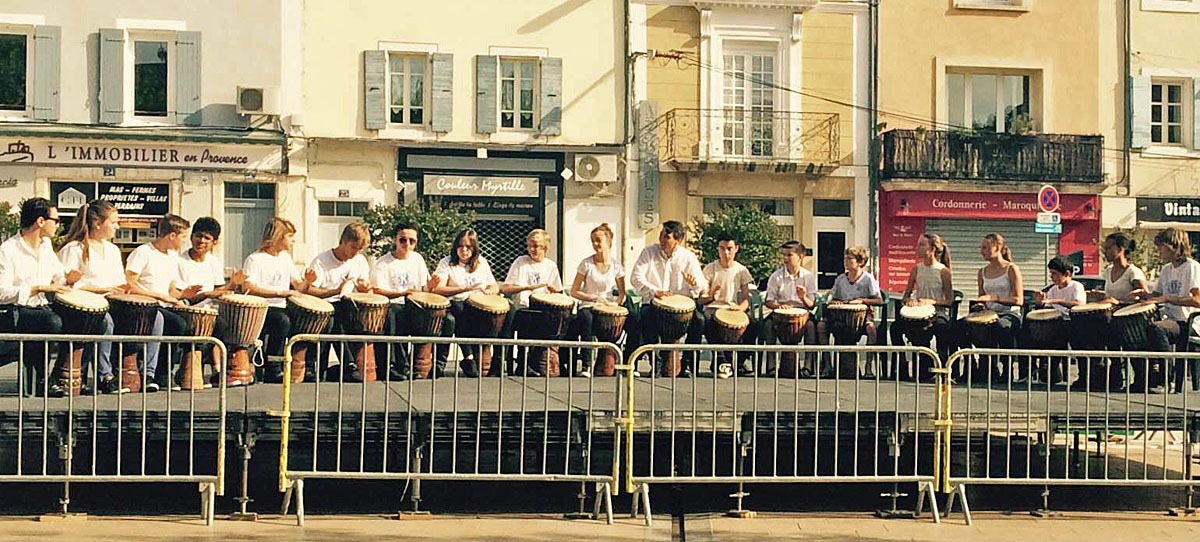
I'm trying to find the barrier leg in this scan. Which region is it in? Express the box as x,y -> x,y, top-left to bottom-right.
726,482 -> 755,518
875,482 -> 914,519
640,484 -> 653,527
280,480 -> 294,516
630,488 -> 639,519
565,482 -> 591,519
229,431 -> 258,521
200,483 -> 216,526
1030,484 -> 1058,517
917,481 -> 940,524
603,483 -> 614,525
295,478 -> 305,527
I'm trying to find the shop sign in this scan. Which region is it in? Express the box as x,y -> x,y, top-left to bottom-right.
1136,197 -> 1200,223
883,190 -> 1098,221
423,174 -> 539,198
0,138 -> 282,172
50,181 -> 171,217
0,165 -> 33,202
442,196 -> 539,214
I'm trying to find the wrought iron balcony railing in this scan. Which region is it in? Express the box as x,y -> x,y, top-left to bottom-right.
880,129 -> 1104,183
656,109 -> 840,172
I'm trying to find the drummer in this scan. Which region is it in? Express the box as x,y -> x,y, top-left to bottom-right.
1143,228 -> 1200,360
242,218 -> 316,383
762,241 -> 817,376
890,233 -> 954,380
1025,257 -> 1086,386
1099,232 -> 1149,305
967,233 -> 1024,349
58,199 -> 128,394
500,229 -> 565,375
0,198 -> 67,395
176,217 -> 244,385
431,228 -> 499,375
303,223 -> 373,381
125,214 -> 200,392
629,220 -> 708,377
568,223 -> 628,377
817,246 -> 883,346
370,222 -> 450,380
698,234 -> 756,379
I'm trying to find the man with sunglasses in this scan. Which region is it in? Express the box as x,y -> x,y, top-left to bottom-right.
370,222 -> 449,379
0,198 -> 67,395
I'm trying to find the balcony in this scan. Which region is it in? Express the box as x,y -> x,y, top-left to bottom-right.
880,129 -> 1104,184
656,109 -> 839,173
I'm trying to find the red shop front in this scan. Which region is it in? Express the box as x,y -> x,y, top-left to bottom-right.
877,189 -> 1101,294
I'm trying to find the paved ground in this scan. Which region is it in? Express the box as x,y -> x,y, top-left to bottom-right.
0,513 -> 1198,541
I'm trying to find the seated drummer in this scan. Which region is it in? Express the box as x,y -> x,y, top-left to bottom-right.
370,222 -> 449,380
629,220 -> 708,378
966,234 -> 1023,349
1099,232 -> 1148,306
431,228 -> 499,376
176,217 -> 245,385
500,229 -> 566,375
889,233 -> 954,380
1026,257 -> 1085,386
817,246 -> 883,346
568,223 -> 628,376
58,199 -> 127,394
1139,228 -> 1200,392
126,214 -> 200,392
761,240 -> 817,376
304,223 -> 372,382
0,198 -> 67,396
698,234 -> 756,379
242,218 -> 315,383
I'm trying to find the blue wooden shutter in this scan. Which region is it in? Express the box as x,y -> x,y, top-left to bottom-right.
32,26 -> 60,121
1130,75 -> 1150,149
430,53 -> 453,133
175,31 -> 202,125
99,28 -> 124,124
363,50 -> 386,130
539,57 -> 562,136
475,55 -> 497,134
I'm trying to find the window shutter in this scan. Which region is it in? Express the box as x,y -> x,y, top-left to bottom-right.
363,50 -> 386,130
539,57 -> 562,136
430,53 -> 453,133
99,28 -> 125,124
1193,77 -> 1200,150
475,55 -> 497,134
1130,74 -> 1151,149
32,26 -> 60,121
175,31 -> 202,126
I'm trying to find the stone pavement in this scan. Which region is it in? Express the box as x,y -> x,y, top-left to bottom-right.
0,512 -> 1197,541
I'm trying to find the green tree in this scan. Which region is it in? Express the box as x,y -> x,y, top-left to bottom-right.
688,204 -> 786,283
1111,227 -> 1166,280
361,202 -> 476,264
0,201 -> 17,240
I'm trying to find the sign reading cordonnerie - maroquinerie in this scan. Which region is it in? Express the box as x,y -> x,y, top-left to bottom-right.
1137,197 -> 1200,224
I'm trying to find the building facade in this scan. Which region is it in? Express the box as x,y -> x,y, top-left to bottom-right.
0,1 -> 297,264
629,0 -> 869,288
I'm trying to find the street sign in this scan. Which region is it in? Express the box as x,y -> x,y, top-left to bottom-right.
1035,222 -> 1062,234
1038,185 -> 1060,213
1036,212 -> 1061,224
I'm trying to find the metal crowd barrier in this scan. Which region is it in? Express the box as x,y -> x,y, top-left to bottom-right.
623,344 -> 946,526
940,348 -> 1200,525
0,334 -> 228,524
277,334 -> 625,526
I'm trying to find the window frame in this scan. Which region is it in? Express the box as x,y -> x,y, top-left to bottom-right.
125,29 -> 176,125
721,47 -> 777,159
1150,79 -> 1189,147
317,200 -> 371,218
952,0 -> 1032,12
386,52 -> 429,128
1141,0 -> 1200,13
0,25 -> 33,119
498,57 -> 539,131
946,68 -> 1037,134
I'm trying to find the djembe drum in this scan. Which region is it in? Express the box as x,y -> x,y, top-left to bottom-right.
51,290 -> 109,396
772,307 -> 810,378
344,292 -> 389,382
591,304 -> 628,377
286,294 -> 334,383
898,304 -> 936,344
1113,302 -> 1162,389
1025,309 -> 1064,345
108,293 -> 159,393
826,303 -> 869,344
217,294 -> 269,386
1070,302 -> 1115,389
406,292 -> 450,379
522,292 -> 575,377
170,304 -> 218,390
651,294 -> 695,377
965,309 -> 999,347
461,292 -> 511,376
711,308 -> 749,344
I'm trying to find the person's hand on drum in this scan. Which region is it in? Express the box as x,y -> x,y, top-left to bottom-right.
976,294 -> 995,303
1033,290 -> 1046,304
354,278 -> 371,292
303,268 -> 318,285
683,273 -> 698,289
34,284 -> 66,296
181,284 -> 203,300
847,298 -> 865,305
65,270 -> 83,286
231,269 -> 247,287
283,289 -> 303,298
795,285 -> 808,300
426,275 -> 441,292
653,290 -> 672,300
707,283 -> 721,298
903,297 -> 917,307
546,284 -> 563,294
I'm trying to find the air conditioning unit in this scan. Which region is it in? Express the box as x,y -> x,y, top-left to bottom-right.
236,86 -> 279,115
573,153 -> 618,184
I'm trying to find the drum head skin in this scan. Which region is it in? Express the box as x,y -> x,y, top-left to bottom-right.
593,303 -> 629,316
965,310 -> 998,324
714,308 -> 750,329
653,294 -> 696,313
174,304 -> 218,316
1025,308 -> 1063,321
219,293 -> 269,308
828,303 -> 868,312
345,292 -> 389,306
467,292 -> 511,313
1113,302 -> 1157,318
1071,302 -> 1113,314
109,293 -> 158,306
899,304 -> 936,320
531,292 -> 575,308
773,307 -> 809,318
407,291 -> 450,309
289,293 -> 335,314
55,289 -> 109,311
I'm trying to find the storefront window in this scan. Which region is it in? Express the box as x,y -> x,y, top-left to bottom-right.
0,33 -> 26,111
134,41 -> 169,117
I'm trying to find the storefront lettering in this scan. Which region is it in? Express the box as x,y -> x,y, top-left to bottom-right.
1137,197 -> 1200,223
931,198 -> 987,210
0,138 -> 281,172
425,174 -> 539,198
1164,201 -> 1200,218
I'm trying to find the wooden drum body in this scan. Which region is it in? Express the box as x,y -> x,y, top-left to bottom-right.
771,308 -> 810,378
171,304 -> 218,390
1069,302 -> 1114,350
51,290 -> 109,396
462,293 -> 512,376
522,293 -> 576,377
1112,303 -> 1158,350
1025,308 -> 1064,345
711,308 -> 749,344
108,293 -> 160,393
217,294 -> 269,387
286,294 -> 334,383
591,304 -> 627,377
406,292 -> 450,379
965,310 -> 999,347
898,304 -> 936,344
651,294 -> 696,377
827,303 -> 869,344
344,292 -> 390,382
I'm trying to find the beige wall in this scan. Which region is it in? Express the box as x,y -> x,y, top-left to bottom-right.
645,6 -> 700,113
302,0 -> 623,145
801,12 -> 855,166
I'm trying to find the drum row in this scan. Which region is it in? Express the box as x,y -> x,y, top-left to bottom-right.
959,302 -> 1158,350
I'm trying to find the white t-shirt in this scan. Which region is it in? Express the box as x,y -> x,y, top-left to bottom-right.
370,251 -> 431,304
702,261 -> 753,312
1157,259 -> 1200,326
434,255 -> 496,301
126,243 -> 181,302
307,249 -> 370,303
1045,280 -> 1087,318
178,250 -> 225,308
1104,264 -> 1146,304
504,255 -> 564,308
244,250 -> 300,308
59,240 -> 125,291
765,266 -> 817,306
575,255 -> 625,308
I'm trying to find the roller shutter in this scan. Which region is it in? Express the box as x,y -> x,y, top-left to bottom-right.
926,218 -> 1058,312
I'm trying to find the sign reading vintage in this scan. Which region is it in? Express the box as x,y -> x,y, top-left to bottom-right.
423,175 -> 539,198
0,138 -> 282,172
1137,197 -> 1200,223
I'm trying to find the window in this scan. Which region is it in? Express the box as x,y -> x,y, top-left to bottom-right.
500,58 -> 536,129
388,53 -> 426,125
1151,81 -> 1185,145
1142,0 -> 1200,13
813,199 -> 852,217
0,33 -> 27,111
318,200 -> 369,217
133,40 -> 169,117
225,182 -> 275,200
722,52 -> 775,157
947,72 -> 1033,134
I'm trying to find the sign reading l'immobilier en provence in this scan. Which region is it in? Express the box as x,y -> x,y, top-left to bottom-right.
0,138 -> 282,172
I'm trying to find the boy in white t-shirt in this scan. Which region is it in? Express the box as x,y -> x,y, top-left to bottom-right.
370,222 -> 453,379
1028,256 -> 1086,386
698,235 -> 756,379
500,229 -> 566,376
305,223 -> 373,382
1139,228 -> 1200,392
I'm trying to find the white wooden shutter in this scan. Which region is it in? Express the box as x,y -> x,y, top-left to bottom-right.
430,53 -> 453,133
1130,75 -> 1151,149
175,31 -> 202,125
98,28 -> 125,124
475,55 -> 497,134
539,57 -> 562,136
363,50 -> 386,130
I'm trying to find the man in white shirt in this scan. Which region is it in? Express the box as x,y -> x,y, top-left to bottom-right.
629,221 -> 708,377
0,198 -> 67,396
500,229 -> 566,375
305,223 -> 372,381
126,214 -> 199,391
762,240 -> 818,375
370,222 -> 452,379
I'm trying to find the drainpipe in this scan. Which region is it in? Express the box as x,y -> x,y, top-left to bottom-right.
868,0 -> 880,273
1122,0 -> 1132,193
